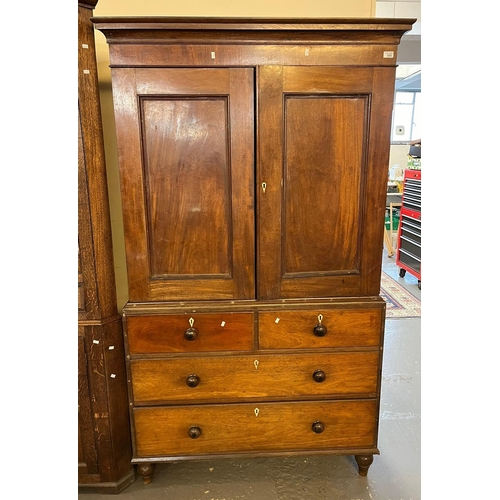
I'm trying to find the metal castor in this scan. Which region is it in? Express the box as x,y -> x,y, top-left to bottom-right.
399,268 -> 406,278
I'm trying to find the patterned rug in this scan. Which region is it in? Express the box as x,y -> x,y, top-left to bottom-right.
381,272 -> 421,318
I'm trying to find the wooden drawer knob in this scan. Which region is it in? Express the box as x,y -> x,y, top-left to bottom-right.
312,369 -> 326,383
184,327 -> 198,341
188,426 -> 202,439
312,421 -> 324,434
313,324 -> 327,337
186,375 -> 200,387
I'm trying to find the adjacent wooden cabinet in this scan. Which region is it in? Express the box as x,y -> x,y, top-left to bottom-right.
78,1 -> 134,493
93,17 -> 415,484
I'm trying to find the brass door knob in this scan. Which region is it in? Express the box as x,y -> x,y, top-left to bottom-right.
312,369 -> 326,383
312,421 -> 324,434
186,375 -> 200,387
188,426 -> 202,439
184,327 -> 198,341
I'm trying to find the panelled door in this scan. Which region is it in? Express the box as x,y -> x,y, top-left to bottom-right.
111,68 -> 255,302
258,66 -> 395,299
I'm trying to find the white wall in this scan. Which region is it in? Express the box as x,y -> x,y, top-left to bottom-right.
376,0 -> 421,36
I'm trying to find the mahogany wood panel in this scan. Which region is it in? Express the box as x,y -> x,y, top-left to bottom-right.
105,44 -> 403,69
258,65 -> 397,299
133,400 -> 378,457
111,67 -> 255,302
143,97 -> 231,277
283,95 -> 366,275
257,65 -> 283,299
282,66 -> 373,93
130,352 -> 379,403
258,308 -> 383,349
126,313 -> 254,354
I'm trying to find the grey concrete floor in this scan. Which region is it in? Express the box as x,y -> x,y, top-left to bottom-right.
79,250 -> 421,499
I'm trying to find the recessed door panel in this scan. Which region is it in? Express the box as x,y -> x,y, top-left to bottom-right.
141,97 -> 232,278
284,96 -> 366,275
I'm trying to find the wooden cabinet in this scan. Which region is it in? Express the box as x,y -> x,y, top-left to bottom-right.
93,16 -> 414,484
78,1 -> 134,493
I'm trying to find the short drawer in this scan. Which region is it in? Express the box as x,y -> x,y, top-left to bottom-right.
126,312 -> 254,354
130,351 -> 379,403
133,400 -> 378,457
258,308 -> 383,349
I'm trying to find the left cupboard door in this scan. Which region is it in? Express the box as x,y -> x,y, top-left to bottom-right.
111,68 -> 255,302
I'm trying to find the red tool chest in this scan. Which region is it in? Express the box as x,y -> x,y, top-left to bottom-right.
396,169 -> 421,289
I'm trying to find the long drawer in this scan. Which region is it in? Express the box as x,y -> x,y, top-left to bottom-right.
133,400 -> 378,457
130,352 -> 379,403
126,312 -> 254,354
258,308 -> 383,349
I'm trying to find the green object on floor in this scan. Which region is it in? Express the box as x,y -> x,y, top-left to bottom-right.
385,215 -> 399,230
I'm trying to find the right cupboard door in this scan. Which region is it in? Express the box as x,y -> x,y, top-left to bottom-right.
258,66 -> 396,299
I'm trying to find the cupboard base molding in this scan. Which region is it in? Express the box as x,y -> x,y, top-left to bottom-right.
78,470 -> 136,494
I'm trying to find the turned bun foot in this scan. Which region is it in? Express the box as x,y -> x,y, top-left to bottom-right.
137,463 -> 156,484
355,454 -> 373,476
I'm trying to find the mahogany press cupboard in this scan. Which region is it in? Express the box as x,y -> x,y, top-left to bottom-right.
92,17 -> 415,485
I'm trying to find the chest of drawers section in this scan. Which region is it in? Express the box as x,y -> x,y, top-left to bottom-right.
123,300 -> 385,482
